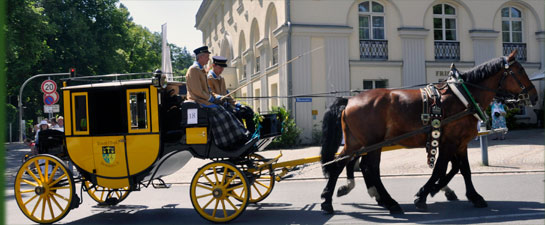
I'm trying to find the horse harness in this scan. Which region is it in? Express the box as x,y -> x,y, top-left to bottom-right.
420,84 -> 443,168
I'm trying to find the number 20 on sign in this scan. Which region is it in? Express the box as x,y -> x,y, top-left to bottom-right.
41,80 -> 57,94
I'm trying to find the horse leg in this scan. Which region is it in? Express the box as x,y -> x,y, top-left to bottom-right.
360,151 -> 403,214
320,160 -> 346,214
337,157 -> 357,197
457,149 -> 488,208
430,158 -> 460,201
414,149 -> 453,211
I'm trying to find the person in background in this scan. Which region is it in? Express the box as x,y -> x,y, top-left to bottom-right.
491,99 -> 508,140
207,56 -> 256,135
35,120 -> 49,148
50,118 -> 59,128
24,138 -> 37,156
56,116 -> 64,131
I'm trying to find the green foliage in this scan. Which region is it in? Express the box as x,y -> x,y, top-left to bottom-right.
5,0 -> 194,127
265,106 -> 301,149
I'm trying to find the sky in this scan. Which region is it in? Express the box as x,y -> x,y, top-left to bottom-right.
119,0 -> 203,52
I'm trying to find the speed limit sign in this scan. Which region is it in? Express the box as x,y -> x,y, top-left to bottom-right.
41,80 -> 57,94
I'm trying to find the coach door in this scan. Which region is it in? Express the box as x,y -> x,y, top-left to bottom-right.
124,87 -> 160,177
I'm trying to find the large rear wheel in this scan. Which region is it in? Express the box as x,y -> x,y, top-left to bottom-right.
190,161 -> 250,223
83,181 -> 130,205
14,155 -> 75,224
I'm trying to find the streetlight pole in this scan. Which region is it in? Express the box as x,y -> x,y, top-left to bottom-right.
18,73 -> 69,142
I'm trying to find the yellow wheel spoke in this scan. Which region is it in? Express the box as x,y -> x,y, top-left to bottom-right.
50,186 -> 70,190
212,199 -> 219,217
252,183 -> 263,196
223,175 -> 238,188
34,161 -> 45,182
225,197 -> 238,211
100,190 -> 105,201
22,179 -> 39,187
49,193 -> 63,211
196,193 -> 213,199
44,161 -> 49,182
31,195 -> 42,216
25,168 -> 41,184
47,196 -> 55,219
49,174 -> 67,187
202,196 -> 215,209
196,184 -> 213,191
24,194 -> 39,206
202,173 -> 215,186
226,184 -> 245,192
41,194 -> 46,221
51,191 -> 69,202
221,168 -> 228,186
213,168 -> 219,185
221,199 -> 227,218
20,189 -> 36,194
255,180 -> 270,189
48,164 -> 59,184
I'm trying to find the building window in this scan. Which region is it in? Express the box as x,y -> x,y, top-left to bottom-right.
272,46 -> 278,66
358,1 -> 387,60
363,80 -> 388,90
502,7 -> 526,61
255,56 -> 261,73
433,4 -> 459,61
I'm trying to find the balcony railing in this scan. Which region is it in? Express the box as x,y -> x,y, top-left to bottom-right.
435,41 -> 460,61
503,43 -> 527,62
360,40 -> 388,60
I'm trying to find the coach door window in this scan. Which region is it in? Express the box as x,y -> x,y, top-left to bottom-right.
72,93 -> 89,135
127,89 -> 150,133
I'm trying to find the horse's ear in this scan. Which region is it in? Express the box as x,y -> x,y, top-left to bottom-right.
508,49 -> 518,61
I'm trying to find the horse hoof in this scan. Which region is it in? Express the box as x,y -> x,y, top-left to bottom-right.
321,202 -> 334,214
472,199 -> 488,208
376,200 -> 386,207
336,185 -> 351,197
445,190 -> 458,201
414,198 -> 428,211
388,204 -> 404,214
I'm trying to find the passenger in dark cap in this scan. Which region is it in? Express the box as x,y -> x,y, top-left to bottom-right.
186,46 -> 216,106
185,47 -> 250,149
207,56 -> 256,134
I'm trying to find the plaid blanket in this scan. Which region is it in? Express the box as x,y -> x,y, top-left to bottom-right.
209,105 -> 249,149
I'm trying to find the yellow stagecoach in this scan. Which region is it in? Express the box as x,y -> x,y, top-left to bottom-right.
14,72 -> 282,223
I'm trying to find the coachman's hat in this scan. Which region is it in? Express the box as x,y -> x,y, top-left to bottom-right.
212,56 -> 228,67
193,46 -> 211,55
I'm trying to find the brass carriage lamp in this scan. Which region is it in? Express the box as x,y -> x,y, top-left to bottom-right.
152,69 -> 168,89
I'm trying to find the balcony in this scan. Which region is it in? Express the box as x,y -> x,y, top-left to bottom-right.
503,43 -> 527,62
360,40 -> 388,60
435,41 -> 460,61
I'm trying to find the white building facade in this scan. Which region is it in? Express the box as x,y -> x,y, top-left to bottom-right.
195,0 -> 545,142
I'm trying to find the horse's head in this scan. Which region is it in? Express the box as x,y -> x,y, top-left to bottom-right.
498,50 -> 538,106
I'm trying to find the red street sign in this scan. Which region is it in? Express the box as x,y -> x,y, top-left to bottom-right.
43,91 -> 59,105
41,80 -> 57,94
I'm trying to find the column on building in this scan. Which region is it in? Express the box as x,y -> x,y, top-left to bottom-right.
273,25 -> 289,108
536,31 -> 545,70
470,30 -> 499,65
398,27 -> 429,86
243,48 -> 254,107
256,38 -> 269,111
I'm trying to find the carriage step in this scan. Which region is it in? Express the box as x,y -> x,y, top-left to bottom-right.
152,178 -> 171,189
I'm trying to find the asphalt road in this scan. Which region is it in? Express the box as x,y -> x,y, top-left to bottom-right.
6,173 -> 544,225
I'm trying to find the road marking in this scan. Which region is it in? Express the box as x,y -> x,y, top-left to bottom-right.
419,212 -> 545,224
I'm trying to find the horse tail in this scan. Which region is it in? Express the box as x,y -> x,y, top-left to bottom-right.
321,97 -> 349,175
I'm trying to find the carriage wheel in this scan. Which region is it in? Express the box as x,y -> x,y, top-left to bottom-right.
190,161 -> 250,223
14,155 -> 75,224
83,181 -> 130,206
247,154 -> 275,203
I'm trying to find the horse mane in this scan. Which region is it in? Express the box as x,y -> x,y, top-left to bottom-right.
460,57 -> 504,83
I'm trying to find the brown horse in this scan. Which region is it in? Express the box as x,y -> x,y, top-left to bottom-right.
320,50 -> 538,214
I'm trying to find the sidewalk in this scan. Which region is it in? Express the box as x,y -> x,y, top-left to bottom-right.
4,129 -> 543,185
162,128 -> 544,184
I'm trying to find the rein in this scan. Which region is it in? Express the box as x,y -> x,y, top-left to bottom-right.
322,108 -> 475,166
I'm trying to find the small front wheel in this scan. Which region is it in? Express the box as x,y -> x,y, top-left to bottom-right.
190,161 -> 250,223
247,154 -> 275,203
14,154 -> 75,224
83,181 -> 130,205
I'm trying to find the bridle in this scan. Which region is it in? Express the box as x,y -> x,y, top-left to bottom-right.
463,57 -> 535,106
